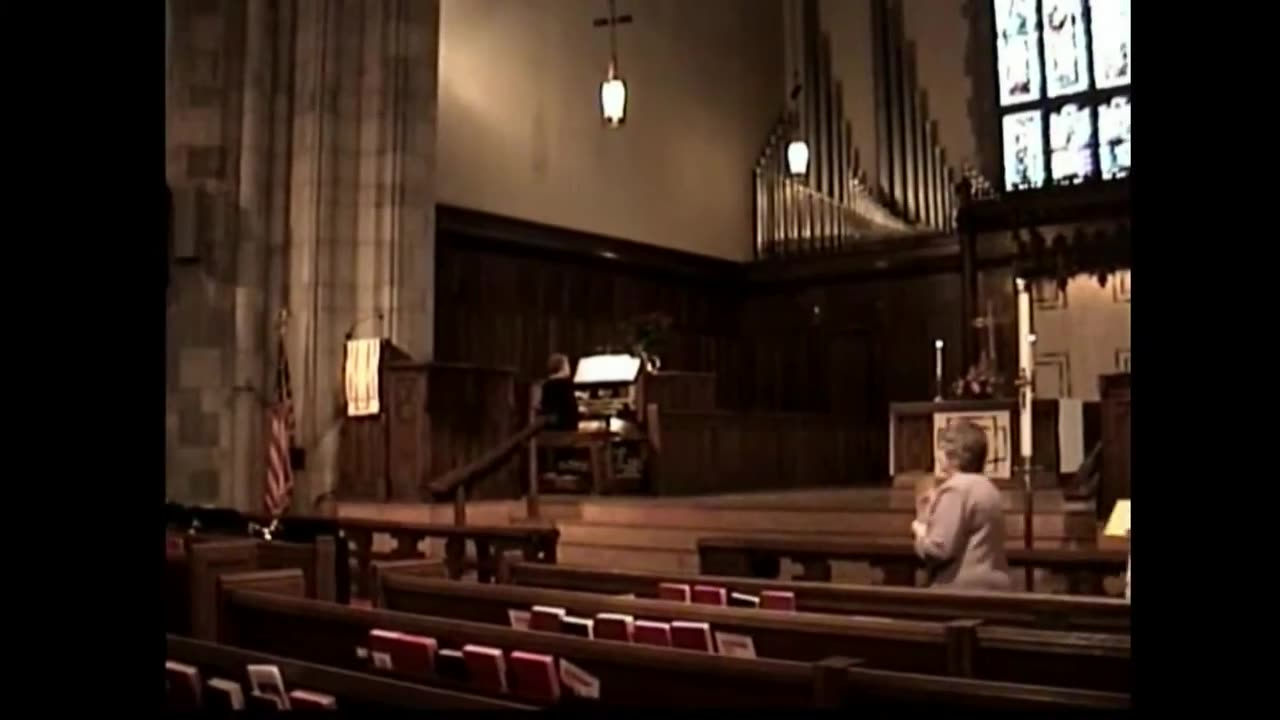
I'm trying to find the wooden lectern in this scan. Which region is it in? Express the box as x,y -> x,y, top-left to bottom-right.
335,339 -> 413,501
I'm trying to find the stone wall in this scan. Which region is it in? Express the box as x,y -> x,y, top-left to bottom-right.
166,0 -> 439,510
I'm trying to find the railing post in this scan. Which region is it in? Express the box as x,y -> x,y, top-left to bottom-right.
527,387 -> 540,522
453,486 -> 467,526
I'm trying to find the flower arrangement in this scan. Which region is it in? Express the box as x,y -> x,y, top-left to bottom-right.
623,312 -> 672,372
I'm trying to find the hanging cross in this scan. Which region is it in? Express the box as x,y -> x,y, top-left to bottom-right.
969,300 -> 1011,375
592,0 -> 633,62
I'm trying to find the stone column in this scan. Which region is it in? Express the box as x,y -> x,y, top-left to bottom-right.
166,0 -> 438,510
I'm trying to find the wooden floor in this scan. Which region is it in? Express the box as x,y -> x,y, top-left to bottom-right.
338,487 -> 1105,593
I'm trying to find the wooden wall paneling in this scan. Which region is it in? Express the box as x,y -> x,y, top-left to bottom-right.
336,415 -> 387,501
385,364 -> 429,501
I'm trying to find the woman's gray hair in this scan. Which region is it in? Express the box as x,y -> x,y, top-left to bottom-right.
939,420 -> 989,474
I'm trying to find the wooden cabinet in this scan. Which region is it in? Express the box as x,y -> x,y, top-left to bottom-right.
1098,373 -> 1131,520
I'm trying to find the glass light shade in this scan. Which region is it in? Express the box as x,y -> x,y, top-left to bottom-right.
786,140 -> 810,176
601,75 -> 627,127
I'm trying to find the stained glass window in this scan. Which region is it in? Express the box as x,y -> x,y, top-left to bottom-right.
1002,111 -> 1046,191
1049,103 -> 1095,184
1097,95 -> 1131,180
993,0 -> 1130,190
1043,0 -> 1089,97
1090,0 -> 1131,90
995,0 -> 1042,106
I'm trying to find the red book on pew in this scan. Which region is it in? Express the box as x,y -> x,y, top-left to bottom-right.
165,660 -> 202,711
530,605 -> 567,633
633,620 -> 672,647
436,648 -> 468,684
671,621 -> 714,653
508,651 -> 561,703
462,644 -> 509,694
367,629 -> 437,677
692,585 -> 728,606
561,616 -> 595,640
657,583 -> 691,602
760,590 -> 796,611
289,689 -> 338,709
728,591 -> 761,608
205,678 -> 244,711
594,613 -> 635,643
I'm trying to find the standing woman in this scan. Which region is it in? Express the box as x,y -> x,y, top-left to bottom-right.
912,421 -> 1012,591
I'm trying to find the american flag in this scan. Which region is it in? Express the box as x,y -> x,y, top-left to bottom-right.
264,332 -> 296,519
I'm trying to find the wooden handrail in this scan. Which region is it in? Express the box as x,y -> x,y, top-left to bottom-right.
423,416 -> 550,526
425,417 -> 549,497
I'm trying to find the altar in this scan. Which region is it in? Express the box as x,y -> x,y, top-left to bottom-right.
889,399 -> 1096,488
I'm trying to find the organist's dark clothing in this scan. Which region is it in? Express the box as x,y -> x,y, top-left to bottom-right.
539,378 -> 579,431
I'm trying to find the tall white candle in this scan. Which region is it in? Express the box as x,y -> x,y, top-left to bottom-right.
934,339 -> 944,400
1016,278 -> 1033,461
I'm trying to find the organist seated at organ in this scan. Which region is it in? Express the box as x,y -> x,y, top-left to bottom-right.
536,352 -> 648,494
538,353 -> 579,431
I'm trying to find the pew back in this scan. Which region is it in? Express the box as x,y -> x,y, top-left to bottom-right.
167,635 -> 535,710
219,588 -> 1128,709
171,538 -> 337,640
220,589 -> 828,708
503,560 -> 1130,633
377,572 -> 1128,692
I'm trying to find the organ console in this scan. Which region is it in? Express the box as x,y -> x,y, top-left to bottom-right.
538,353 -> 651,495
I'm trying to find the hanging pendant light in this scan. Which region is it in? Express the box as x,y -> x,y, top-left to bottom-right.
596,0 -> 632,128
785,1 -> 808,176
787,138 -> 810,176
601,60 -> 626,127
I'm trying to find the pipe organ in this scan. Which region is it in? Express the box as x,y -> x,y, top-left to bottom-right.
755,0 -> 964,259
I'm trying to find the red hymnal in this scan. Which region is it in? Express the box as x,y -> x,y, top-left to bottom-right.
561,616 -> 595,640
692,585 -> 728,606
760,590 -> 796,611
289,689 -> 338,709
657,583 -> 691,602
369,630 -> 437,677
633,620 -> 673,647
671,621 -> 714,652
205,678 -> 244,711
530,605 -> 567,633
368,629 -> 401,670
728,591 -> 761,608
594,613 -> 635,643
165,660 -> 202,711
508,651 -> 561,703
462,644 -> 509,694
436,648 -> 468,684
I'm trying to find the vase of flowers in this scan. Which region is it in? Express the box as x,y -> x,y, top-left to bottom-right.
623,312 -> 672,373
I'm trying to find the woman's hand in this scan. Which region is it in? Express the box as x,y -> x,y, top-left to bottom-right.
916,490 -> 935,517
911,520 -> 926,539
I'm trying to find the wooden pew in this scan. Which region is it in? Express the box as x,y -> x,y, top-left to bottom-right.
172,505 -> 559,596
168,635 -> 535,710
316,515 -> 559,593
218,588 -> 1127,709
376,572 -> 1128,692
697,536 -> 1129,595
167,538 -> 336,639
501,560 -> 1129,633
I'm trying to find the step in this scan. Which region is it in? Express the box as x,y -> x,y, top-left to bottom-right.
557,523 -> 886,552
562,487 -> 1066,513
557,542 -> 1108,594
574,505 -> 1092,540
557,543 -> 699,575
